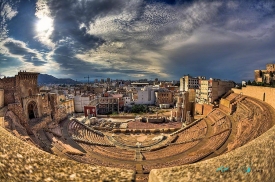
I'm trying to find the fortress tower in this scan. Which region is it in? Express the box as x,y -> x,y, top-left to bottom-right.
16,71 -> 39,98
0,71 -> 67,133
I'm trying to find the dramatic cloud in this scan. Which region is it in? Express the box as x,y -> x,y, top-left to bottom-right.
1,0 -> 275,81
0,0 -> 18,40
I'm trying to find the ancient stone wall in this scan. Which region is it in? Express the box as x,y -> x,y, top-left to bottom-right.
0,117 -> 4,128
0,79 -> 3,88
15,72 -> 39,98
0,89 -> 4,108
38,94 -> 52,116
195,103 -> 203,115
254,70 -> 263,83
8,103 -> 28,128
220,98 -> 230,108
31,115 -> 52,131
53,106 -> 67,123
1,77 -> 16,105
203,104 -> 213,115
22,96 -> 40,118
266,64 -> 275,72
219,104 -> 230,114
48,93 -> 68,123
232,86 -> 275,109
48,93 -> 58,118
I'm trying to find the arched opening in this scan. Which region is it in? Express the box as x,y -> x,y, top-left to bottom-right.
263,93 -> 265,101
28,89 -> 32,96
27,101 -> 38,120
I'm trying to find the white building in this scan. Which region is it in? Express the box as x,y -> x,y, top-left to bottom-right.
123,97 -> 132,106
74,94 -> 91,112
180,75 -> 206,92
196,78 -> 235,104
134,86 -> 158,105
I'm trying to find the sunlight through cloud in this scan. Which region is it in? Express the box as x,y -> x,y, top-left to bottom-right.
36,16 -> 53,32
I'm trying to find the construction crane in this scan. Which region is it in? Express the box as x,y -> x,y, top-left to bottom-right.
84,75 -> 90,84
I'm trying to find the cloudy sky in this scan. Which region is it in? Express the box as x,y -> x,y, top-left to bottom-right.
0,0 -> 275,82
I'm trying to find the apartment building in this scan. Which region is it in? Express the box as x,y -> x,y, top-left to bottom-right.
196,79 -> 235,104
180,75 -> 205,92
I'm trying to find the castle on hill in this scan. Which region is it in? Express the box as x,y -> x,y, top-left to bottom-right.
254,63 -> 275,84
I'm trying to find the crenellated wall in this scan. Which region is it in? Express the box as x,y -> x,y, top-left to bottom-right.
15,72 -> 39,98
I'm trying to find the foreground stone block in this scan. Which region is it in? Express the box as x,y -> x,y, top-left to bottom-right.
0,127 -> 135,182
149,122 -> 275,182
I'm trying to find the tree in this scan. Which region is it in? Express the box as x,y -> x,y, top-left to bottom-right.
247,80 -> 252,85
131,105 -> 148,113
269,71 -> 274,77
259,70 -> 263,77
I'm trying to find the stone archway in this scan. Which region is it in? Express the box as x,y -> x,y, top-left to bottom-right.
27,101 -> 38,120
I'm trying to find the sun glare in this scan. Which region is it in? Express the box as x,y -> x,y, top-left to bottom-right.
36,16 -> 53,32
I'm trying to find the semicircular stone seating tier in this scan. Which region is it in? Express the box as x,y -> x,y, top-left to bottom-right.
148,94 -> 275,182
2,93 -> 275,181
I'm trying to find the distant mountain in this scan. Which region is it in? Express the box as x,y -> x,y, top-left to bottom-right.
38,74 -> 80,84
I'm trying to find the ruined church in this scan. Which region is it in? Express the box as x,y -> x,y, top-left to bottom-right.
0,71 -> 67,134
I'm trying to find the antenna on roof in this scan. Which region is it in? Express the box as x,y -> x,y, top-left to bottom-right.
84,76 -> 90,84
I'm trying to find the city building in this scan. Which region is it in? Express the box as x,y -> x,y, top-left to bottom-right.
74,94 -> 93,112
180,75 -> 205,92
196,79 -> 235,104
155,89 -> 173,107
86,96 -> 121,115
134,85 -> 157,105
106,78 -> 111,83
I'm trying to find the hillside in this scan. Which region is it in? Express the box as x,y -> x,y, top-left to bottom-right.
38,74 -> 79,84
